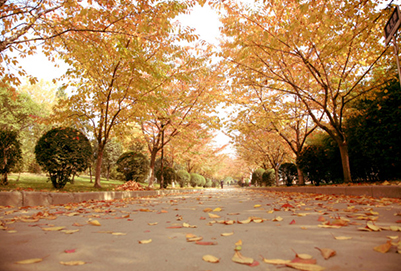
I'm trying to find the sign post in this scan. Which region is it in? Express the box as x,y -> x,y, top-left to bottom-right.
385,6 -> 401,88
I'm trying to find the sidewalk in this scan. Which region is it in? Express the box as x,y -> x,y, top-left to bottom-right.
0,185 -> 400,208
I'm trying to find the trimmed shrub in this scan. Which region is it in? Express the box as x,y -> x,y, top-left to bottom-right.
251,168 -> 265,186
176,169 -> 190,187
0,130 -> 22,185
116,151 -> 150,183
190,173 -> 203,187
205,178 -> 212,188
156,166 -> 176,189
35,127 -> 92,189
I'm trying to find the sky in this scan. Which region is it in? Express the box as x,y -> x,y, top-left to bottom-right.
17,4 -> 234,155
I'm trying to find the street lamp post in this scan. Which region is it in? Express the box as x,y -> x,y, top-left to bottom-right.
160,123 -> 165,190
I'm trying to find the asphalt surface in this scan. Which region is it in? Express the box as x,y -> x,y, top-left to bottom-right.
0,188 -> 400,271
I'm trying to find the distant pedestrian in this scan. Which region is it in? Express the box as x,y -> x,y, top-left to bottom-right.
220,180 -> 223,189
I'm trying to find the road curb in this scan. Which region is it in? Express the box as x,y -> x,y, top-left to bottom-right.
250,185 -> 401,198
0,186 -> 399,207
0,189 -> 202,207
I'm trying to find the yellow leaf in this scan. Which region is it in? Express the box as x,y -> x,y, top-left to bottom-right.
185,233 -> 197,239
390,225 -> 400,232
286,262 -> 325,271
254,204 -> 261,208
213,207 -> 222,212
263,258 -> 291,265
61,229 -> 79,234
266,210 -> 274,214
253,219 -> 263,223
60,261 -> 86,266
238,218 -> 251,224
42,226 -> 65,231
202,254 -> 220,263
367,221 -> 381,231
88,220 -> 101,226
111,232 -> 127,236
232,251 -> 254,265
187,236 -> 203,242
221,232 -> 234,236
297,254 -> 313,260
203,208 -> 213,212
374,241 -> 392,253
315,247 -> 336,260
273,216 -> 283,222
235,239 -> 242,246
183,222 -> 197,228
333,236 -> 352,240
148,222 -> 158,226
15,258 -> 43,264
138,239 -> 152,244
208,213 -> 220,219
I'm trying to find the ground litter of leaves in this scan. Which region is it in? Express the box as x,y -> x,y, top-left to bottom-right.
1,189 -> 400,271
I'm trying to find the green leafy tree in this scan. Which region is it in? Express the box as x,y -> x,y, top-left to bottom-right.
35,127 -> 92,189
116,151 -> 150,183
261,169 -> 275,187
279,163 -> 297,187
176,169 -> 190,188
102,138 -> 123,181
0,130 -> 22,185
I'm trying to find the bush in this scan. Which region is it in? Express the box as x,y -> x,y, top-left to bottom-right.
116,151 -> 150,183
190,173 -> 203,187
35,127 -> 92,189
262,169 -> 275,186
205,178 -> 212,188
0,130 -> 22,185
279,163 -> 297,186
176,169 -> 190,187
297,145 -> 329,186
251,168 -> 265,186
156,166 -> 176,188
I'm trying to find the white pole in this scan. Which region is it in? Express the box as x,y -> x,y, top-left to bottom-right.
392,35 -> 401,89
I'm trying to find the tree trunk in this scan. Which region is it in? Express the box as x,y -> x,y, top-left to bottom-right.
338,141 -> 352,183
94,149 -> 104,188
148,149 -> 158,187
297,166 -> 305,185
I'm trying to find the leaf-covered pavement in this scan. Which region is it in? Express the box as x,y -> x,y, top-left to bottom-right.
0,188 -> 400,270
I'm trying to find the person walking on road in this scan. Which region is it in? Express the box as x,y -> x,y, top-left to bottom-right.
220,180 -> 224,189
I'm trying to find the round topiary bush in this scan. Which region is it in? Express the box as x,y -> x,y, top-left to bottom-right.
35,127 -> 92,189
116,151 -> 150,183
176,169 -> 190,188
189,173 -> 203,187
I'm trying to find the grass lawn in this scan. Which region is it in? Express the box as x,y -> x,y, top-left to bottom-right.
0,173 -> 157,192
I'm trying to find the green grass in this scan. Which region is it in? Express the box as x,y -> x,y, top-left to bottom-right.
0,173 -> 152,192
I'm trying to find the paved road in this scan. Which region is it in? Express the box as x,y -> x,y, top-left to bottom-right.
1,188 -> 400,271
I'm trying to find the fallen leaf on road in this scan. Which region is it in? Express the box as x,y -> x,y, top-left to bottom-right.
273,216 -> 283,222
195,241 -> 217,245
61,229 -> 79,234
285,262 -> 325,271
213,207 -> 222,212
64,249 -> 76,253
60,261 -> 86,266
254,204 -> 261,208
42,226 -> 65,231
374,240 -> 392,253
15,258 -> 43,264
202,254 -> 220,263
221,232 -> 234,236
138,239 -> 152,244
315,247 -> 336,260
290,219 -> 296,225
208,213 -> 220,219
111,232 -> 127,236
187,236 -> 203,242
238,218 -> 251,224
148,222 -> 158,226
88,220 -> 101,226
232,251 -> 254,265
203,208 -> 213,212
263,258 -> 291,265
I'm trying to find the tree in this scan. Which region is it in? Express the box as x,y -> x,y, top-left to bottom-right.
219,0 -> 392,183
102,138 -> 123,181
251,168 -> 264,187
116,151 -> 150,183
0,130 -> 22,185
52,0 -> 197,188
279,163 -> 297,187
189,173 -> 203,187
35,127 -> 92,189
